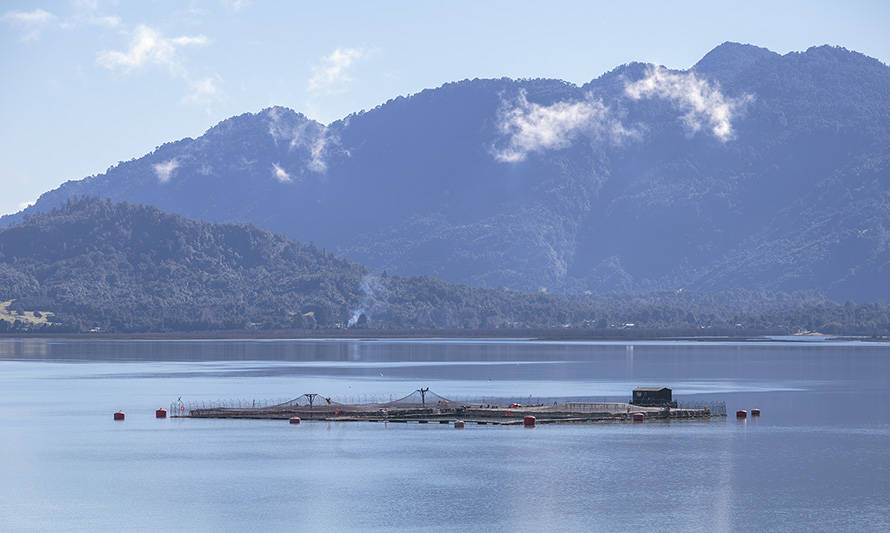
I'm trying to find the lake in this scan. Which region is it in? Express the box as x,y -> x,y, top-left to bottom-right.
1,337 -> 888,532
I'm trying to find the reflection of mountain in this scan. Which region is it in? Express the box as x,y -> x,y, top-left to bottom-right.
6,43 -> 890,300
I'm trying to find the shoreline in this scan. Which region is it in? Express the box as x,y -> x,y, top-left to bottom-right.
0,328 -> 886,343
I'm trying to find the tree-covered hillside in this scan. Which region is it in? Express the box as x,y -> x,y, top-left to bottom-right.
0,198 -> 367,331
0,198 -> 615,332
1,198 -> 889,334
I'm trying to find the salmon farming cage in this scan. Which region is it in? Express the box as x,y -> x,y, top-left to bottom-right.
172,391 -> 726,417
172,398 -> 295,416
677,400 -> 727,416
173,388 -> 469,416
562,402 -> 636,413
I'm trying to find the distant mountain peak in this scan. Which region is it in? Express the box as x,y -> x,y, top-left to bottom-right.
797,44 -> 887,67
693,41 -> 777,79
803,44 -> 856,57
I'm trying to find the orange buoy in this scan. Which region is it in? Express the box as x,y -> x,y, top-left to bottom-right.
736,410 -> 747,419
633,412 -> 645,422
155,408 -> 167,418
113,411 -> 125,421
523,415 -> 536,427
289,416 -> 301,424
453,420 -> 465,429
751,408 -> 761,416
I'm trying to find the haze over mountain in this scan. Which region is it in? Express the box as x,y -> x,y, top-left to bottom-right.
6,42 -> 889,300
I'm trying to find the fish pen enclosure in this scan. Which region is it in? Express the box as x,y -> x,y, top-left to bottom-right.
677,399 -> 727,416
177,389 -> 724,425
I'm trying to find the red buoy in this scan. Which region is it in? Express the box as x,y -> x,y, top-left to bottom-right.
113,411 -> 125,421
523,415 -> 536,427
289,417 -> 301,424
155,408 -> 167,419
736,410 -> 747,419
453,420 -> 465,429
633,412 -> 645,422
751,408 -> 761,416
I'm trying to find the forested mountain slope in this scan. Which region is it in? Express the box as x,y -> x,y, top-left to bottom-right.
2,199 -> 889,334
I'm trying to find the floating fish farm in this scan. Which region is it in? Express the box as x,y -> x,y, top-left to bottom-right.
175,388 -> 725,425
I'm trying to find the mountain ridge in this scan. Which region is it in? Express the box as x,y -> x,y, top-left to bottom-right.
4,42 -> 889,300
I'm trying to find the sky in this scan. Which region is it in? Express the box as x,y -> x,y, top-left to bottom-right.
1,0 -> 888,216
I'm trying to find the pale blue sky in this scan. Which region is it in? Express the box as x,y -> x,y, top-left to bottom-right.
1,0 -> 888,216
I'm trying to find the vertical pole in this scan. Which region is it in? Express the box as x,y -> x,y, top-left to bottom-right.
416,387 -> 429,406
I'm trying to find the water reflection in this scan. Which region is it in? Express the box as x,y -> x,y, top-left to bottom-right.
0,338 -> 51,357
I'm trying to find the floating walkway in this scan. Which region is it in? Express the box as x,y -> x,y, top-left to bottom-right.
178,389 -> 724,425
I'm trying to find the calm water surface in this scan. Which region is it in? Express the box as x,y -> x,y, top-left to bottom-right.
1,338 -> 888,532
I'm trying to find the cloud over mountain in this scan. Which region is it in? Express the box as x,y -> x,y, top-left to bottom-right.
264,107 -> 335,173
624,66 -> 751,141
153,160 -> 179,183
494,91 -> 636,162
271,163 -> 291,183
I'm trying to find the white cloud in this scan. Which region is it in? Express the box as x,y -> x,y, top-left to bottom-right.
2,8 -> 56,40
307,135 -> 329,173
98,25 -> 220,110
153,159 -> 179,183
271,163 -> 291,183
97,24 -> 208,73
494,91 -> 636,162
171,35 -> 208,47
88,14 -> 121,28
18,200 -> 35,211
264,108 -> 336,174
74,0 -> 99,10
183,76 -> 222,109
625,66 -> 752,141
228,0 -> 251,11
65,0 -> 121,28
3,8 -> 54,23
307,47 -> 365,92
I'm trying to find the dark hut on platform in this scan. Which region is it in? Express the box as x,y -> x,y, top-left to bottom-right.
631,387 -> 675,407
